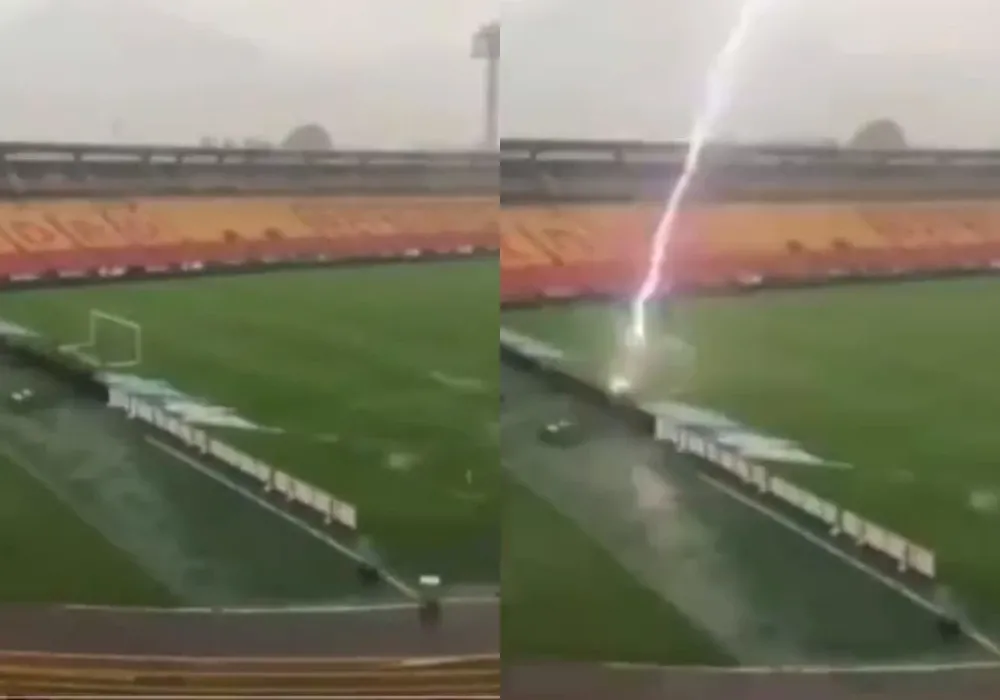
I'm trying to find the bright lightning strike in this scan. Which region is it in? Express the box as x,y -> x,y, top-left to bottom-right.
609,375 -> 631,395
613,0 -> 779,393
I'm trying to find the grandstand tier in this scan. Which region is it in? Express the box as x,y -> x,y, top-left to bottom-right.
0,197 -> 495,277
499,201 -> 1000,300
6,195 -> 1000,300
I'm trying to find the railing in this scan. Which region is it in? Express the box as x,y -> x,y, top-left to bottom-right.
7,137 -> 1000,173
656,420 -> 936,577
502,138 -> 1000,169
107,389 -> 357,530
0,141 -> 495,169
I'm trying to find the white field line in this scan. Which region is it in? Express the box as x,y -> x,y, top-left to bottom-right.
146,437 -> 419,599
334,324 -> 489,400
0,648 -> 500,665
429,370 -> 490,395
2,693 -> 500,700
607,658 -> 1000,674
3,695 -> 496,700
0,692 -> 497,700
397,655 -> 497,668
697,471 -> 1000,659
61,596 -> 499,615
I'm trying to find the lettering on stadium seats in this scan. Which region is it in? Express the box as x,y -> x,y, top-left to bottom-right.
0,197 -> 494,264
499,229 -> 554,268
527,225 -> 602,265
290,200 -> 493,240
858,206 -> 1000,247
1,218 -> 73,251
858,211 -> 932,246
44,214 -> 125,248
296,205 -> 353,238
0,206 -> 176,250
291,202 -> 387,238
98,204 -> 177,245
500,211 -> 613,268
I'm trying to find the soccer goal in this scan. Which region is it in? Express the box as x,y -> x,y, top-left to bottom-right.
59,310 -> 142,369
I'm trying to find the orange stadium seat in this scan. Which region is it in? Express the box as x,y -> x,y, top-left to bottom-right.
499,229 -> 555,269
499,200 -> 1000,301
852,202 -> 1000,268
6,195 -> 1000,296
500,208 -> 641,299
0,197 -> 495,279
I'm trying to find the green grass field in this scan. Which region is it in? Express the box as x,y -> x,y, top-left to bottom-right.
0,261 -> 499,592
16,258 -> 1000,663
0,449 -> 174,606
0,257 -> 686,651
506,276 -> 1000,640
502,478 -> 730,665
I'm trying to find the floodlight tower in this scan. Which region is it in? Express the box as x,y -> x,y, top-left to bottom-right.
472,21 -> 499,150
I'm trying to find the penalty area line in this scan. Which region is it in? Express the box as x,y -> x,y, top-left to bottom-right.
696,471 -> 1000,660
146,436 -> 418,599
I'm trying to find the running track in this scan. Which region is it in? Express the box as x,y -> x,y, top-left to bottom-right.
0,602 -> 499,697
504,662 -> 1000,700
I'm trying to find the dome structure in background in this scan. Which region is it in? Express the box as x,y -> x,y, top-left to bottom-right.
848,119 -> 907,150
281,123 -> 333,150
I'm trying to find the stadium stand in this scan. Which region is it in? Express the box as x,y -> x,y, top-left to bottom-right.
500,139 -> 1000,304
0,196 -> 494,279
500,201 -> 1000,302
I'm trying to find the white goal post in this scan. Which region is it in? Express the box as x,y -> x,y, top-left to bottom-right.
59,309 -> 143,369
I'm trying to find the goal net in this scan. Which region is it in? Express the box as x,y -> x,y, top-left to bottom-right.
59,310 -> 142,369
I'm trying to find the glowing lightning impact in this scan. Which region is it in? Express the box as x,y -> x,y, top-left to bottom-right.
612,0 -> 777,394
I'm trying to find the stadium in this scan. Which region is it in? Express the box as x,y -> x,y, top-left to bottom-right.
500,136 -> 1000,699
0,141 -> 499,697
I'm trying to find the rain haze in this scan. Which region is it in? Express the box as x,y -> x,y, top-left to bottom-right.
0,0 -> 497,146
503,0 -> 1000,147
0,0 -> 994,147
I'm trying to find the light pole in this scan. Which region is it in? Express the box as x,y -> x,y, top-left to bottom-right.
472,21 -> 499,150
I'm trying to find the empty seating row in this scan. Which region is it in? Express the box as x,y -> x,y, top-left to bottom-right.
6,196 -> 999,295
0,653 -> 500,698
500,201 -> 1000,300
0,197 -> 496,276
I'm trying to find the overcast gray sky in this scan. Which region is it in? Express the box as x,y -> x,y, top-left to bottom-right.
503,0 -> 1000,146
0,0 -> 499,57
0,0 -> 499,146
0,0 -> 995,147
163,0 -> 499,59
